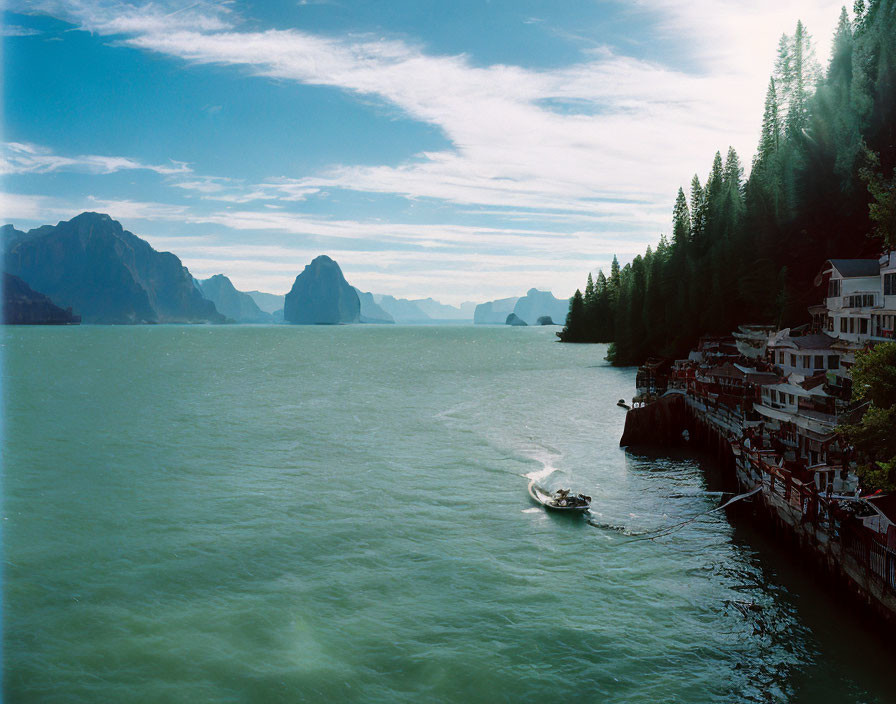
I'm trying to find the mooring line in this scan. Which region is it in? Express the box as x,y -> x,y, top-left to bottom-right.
588,486 -> 762,542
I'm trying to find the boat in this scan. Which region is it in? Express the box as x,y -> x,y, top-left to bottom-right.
528,480 -> 591,512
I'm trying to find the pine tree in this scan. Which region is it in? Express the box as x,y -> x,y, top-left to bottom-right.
757,78 -> 781,163
672,187 -> 691,249
689,174 -> 705,245
608,255 -> 621,305
786,21 -> 822,136
584,272 -> 595,308
558,290 -> 586,342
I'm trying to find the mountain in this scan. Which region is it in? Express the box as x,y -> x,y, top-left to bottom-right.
197,275 -> 272,323
512,289 -> 570,326
374,295 -> 430,322
3,212 -> 223,324
3,272 -> 80,324
353,288 -> 394,324
474,296 -> 519,324
246,290 -> 285,315
284,255 -> 360,324
409,298 -> 475,320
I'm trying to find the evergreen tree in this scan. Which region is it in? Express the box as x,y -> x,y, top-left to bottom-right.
559,5 -> 896,364
689,174 -> 705,245
558,290 -> 586,342
672,188 -> 691,249
757,78 -> 782,163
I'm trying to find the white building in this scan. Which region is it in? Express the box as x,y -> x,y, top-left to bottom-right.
767,330 -> 840,378
871,251 -> 896,340
814,258 -> 881,342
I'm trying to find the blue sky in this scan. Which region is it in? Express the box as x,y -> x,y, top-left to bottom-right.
2,0 -> 842,302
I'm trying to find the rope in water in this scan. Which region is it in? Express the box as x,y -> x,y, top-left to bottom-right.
588,486 -> 762,541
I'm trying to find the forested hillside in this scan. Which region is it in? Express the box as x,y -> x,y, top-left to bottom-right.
560,1 -> 896,365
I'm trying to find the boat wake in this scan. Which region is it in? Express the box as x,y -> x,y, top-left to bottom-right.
521,443 -> 564,484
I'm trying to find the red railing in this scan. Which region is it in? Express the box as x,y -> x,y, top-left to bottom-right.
739,445 -> 896,594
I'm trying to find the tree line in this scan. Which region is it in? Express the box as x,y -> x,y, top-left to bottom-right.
560,1 -> 896,365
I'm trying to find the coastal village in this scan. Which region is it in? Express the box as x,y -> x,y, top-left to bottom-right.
622,251 -> 896,623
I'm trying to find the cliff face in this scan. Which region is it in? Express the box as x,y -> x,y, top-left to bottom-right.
474,296 -> 519,324
284,255 -> 360,324
198,275 -> 272,323
354,289 -> 394,324
3,212 -> 223,324
512,289 -> 569,326
409,298 -> 474,320
375,295 -> 429,322
246,290 -> 285,314
3,273 -> 80,324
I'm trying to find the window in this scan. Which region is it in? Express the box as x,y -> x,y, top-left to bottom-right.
847,293 -> 874,307
861,318 -> 868,335
828,355 -> 840,370
778,351 -> 784,364
828,279 -> 841,298
841,318 -> 848,333
885,273 -> 896,296
849,318 -> 855,334
790,354 -> 797,367
814,355 -> 824,370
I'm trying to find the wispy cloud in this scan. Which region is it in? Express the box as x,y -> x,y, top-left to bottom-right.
0,141 -> 192,176
5,0 -> 845,300
2,24 -> 43,36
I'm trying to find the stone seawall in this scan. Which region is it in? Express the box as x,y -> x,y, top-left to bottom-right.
619,392 -> 687,447
621,393 -> 896,630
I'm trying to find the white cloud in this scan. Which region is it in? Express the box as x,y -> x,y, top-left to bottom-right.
2,25 -> 43,36
6,0 -> 846,301
107,2 -> 839,219
0,141 -> 191,176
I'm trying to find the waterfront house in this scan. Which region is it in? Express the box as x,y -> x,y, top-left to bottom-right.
767,330 -> 840,379
814,258 -> 881,342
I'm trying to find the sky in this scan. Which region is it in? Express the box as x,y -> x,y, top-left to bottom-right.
1,0 -> 844,303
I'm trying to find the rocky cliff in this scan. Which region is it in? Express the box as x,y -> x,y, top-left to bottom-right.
198,275 -> 272,323
284,255 -> 360,324
473,296 -> 519,324
246,290 -> 285,314
512,289 -> 569,326
354,289 -> 394,324
374,295 -> 430,322
3,273 -> 81,324
3,212 -> 223,324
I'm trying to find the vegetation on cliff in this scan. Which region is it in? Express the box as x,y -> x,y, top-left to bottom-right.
559,1 -> 896,364
840,342 -> 896,491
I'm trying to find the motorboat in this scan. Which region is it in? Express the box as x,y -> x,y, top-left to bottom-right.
528,480 -> 591,512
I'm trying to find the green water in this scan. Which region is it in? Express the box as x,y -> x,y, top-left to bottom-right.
3,326 -> 893,703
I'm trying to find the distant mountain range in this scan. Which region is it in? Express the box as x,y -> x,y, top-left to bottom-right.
3,212 -> 223,324
373,295 -> 476,323
1,213 -> 572,327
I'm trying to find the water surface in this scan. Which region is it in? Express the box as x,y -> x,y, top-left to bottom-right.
3,326 -> 892,702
